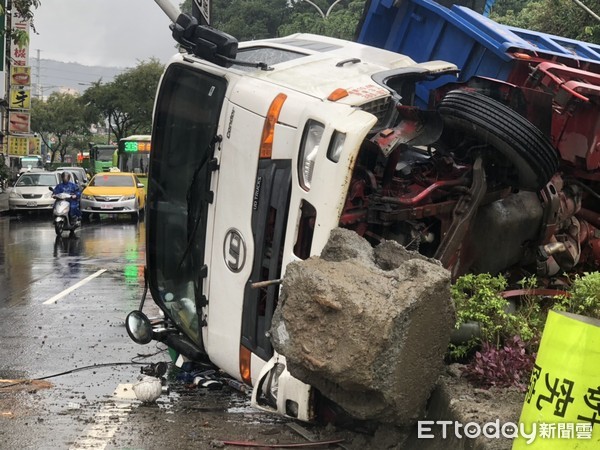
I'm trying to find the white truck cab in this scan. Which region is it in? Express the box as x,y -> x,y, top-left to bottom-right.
126,17 -> 456,422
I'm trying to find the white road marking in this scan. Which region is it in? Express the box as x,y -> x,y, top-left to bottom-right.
69,383 -> 137,450
43,269 -> 108,305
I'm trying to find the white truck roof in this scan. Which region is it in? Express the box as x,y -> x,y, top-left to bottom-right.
178,33 -> 457,107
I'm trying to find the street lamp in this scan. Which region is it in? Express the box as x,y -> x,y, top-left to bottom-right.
35,84 -> 61,100
79,82 -> 111,145
302,0 -> 345,18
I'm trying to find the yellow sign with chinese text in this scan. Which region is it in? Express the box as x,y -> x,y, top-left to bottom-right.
8,135 -> 40,156
9,87 -> 31,109
513,311 -> 600,448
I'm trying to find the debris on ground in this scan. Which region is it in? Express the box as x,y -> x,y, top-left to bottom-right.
221,438 -> 346,448
427,365 -> 524,450
0,379 -> 53,393
271,228 -> 455,425
132,376 -> 163,403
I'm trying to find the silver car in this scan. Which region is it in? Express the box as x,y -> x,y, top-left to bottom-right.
9,171 -> 61,212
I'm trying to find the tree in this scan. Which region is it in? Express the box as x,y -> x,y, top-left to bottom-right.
12,0 -> 40,21
3,0 -> 41,46
180,0 -> 364,41
180,0 -> 291,40
280,0 -> 365,40
30,93 -> 94,163
492,0 -> 600,44
82,59 -> 164,142
180,0 -> 192,14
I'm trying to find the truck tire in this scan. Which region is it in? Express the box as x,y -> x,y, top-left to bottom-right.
438,89 -> 559,191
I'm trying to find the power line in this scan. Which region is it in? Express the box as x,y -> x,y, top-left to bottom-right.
36,74 -> 109,84
37,65 -> 122,78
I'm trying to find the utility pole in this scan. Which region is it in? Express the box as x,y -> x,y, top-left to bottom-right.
35,48 -> 40,99
2,1 -> 10,157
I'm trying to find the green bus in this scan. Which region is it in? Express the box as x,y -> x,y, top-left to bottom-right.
89,143 -> 117,174
116,135 -> 151,186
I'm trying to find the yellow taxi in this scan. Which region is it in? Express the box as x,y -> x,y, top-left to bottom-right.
80,172 -> 146,222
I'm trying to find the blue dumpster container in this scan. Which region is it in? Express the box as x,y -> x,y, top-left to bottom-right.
357,0 -> 600,106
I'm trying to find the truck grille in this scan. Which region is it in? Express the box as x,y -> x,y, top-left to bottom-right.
360,96 -> 393,126
241,160 -> 291,361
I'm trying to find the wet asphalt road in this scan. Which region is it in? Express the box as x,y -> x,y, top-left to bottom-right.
0,211 -> 358,450
0,212 -> 161,449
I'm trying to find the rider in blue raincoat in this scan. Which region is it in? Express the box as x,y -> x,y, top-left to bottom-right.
53,172 -> 82,221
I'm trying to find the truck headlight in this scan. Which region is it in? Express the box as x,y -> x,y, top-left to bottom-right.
298,120 -> 324,191
327,131 -> 346,163
266,362 -> 285,404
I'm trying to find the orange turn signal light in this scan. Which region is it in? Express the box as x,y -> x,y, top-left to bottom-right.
240,345 -> 252,385
327,88 -> 349,102
260,93 -> 287,159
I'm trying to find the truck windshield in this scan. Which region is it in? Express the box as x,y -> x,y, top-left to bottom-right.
147,64 -> 226,347
96,148 -> 115,161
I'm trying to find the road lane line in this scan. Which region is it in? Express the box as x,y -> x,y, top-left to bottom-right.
69,384 -> 137,450
43,269 -> 108,305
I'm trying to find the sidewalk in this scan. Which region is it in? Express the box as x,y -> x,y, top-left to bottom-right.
0,189 -> 9,215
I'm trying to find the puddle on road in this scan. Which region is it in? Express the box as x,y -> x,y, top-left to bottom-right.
162,381 -> 290,427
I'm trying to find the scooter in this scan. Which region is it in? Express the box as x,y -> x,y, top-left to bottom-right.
50,188 -> 81,236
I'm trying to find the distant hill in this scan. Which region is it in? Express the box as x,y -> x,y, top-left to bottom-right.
33,59 -> 125,96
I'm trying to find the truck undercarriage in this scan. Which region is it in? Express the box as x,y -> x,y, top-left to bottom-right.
332,74 -> 600,283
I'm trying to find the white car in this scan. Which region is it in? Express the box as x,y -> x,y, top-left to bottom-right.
9,171 -> 60,212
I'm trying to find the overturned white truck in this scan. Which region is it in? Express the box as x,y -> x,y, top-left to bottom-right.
126,4 -> 559,424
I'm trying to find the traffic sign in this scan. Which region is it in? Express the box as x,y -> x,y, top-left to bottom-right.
193,0 -> 210,25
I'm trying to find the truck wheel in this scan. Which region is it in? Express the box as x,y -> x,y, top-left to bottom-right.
438,89 -> 558,191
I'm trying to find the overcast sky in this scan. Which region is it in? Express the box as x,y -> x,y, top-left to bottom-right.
29,0 -> 179,68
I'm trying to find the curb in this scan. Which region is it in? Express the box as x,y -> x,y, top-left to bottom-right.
0,192 -> 10,216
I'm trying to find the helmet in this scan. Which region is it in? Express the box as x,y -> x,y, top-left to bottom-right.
61,171 -> 71,183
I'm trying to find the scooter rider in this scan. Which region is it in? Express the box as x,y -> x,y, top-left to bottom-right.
53,172 -> 82,223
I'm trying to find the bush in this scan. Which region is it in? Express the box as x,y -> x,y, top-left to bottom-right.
449,273 -> 533,358
451,271 -> 600,391
555,272 -> 600,319
461,336 -> 536,391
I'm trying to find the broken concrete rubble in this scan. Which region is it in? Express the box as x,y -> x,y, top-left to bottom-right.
271,228 -> 455,425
